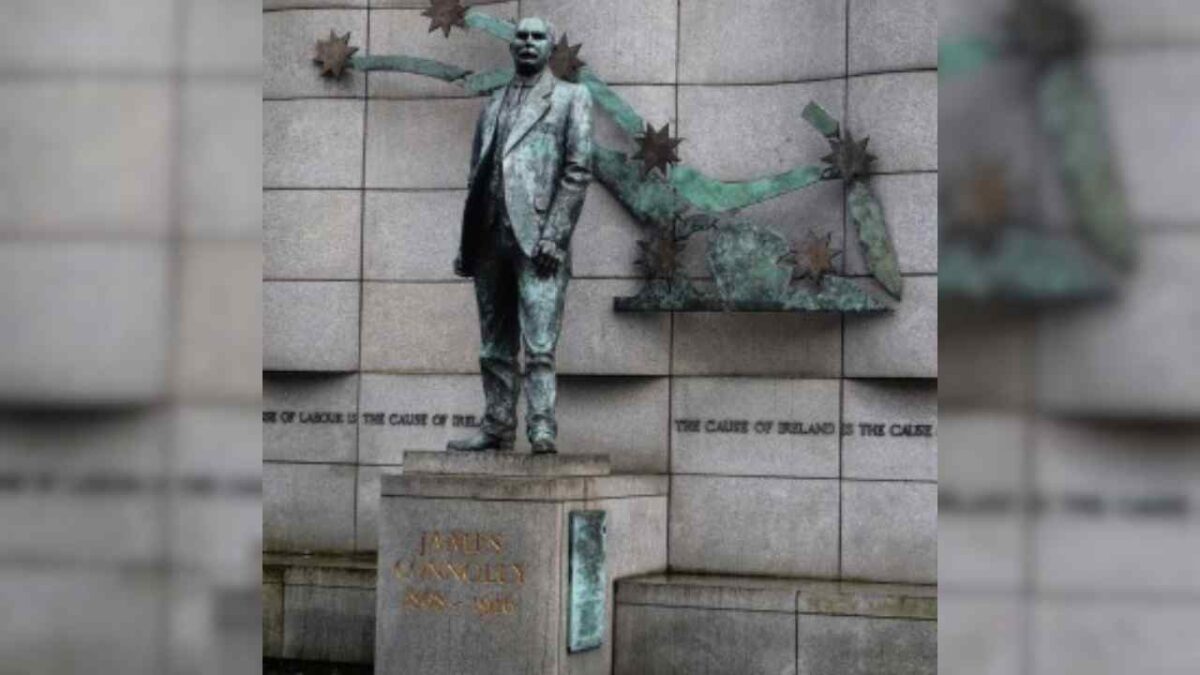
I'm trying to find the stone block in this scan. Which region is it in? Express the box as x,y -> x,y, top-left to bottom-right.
677,80 -> 844,181
670,476 -> 839,577
1090,52 -> 1200,228
265,10 -> 367,99
937,411 -> 1025,590
937,596 -> 1021,675
1036,233 -> 1200,415
365,98 -> 481,189
368,4 -> 518,98
264,99 -> 364,189
183,0 -> 260,73
535,377 -> 669,472
848,72 -> 937,173
358,374 -> 483,464
264,281 -> 360,371
263,462 -> 357,553
939,307 -> 1034,408
680,0 -> 845,84
182,82 -> 262,239
264,190 -> 362,280
361,281 -> 477,373
0,0 -> 175,71
844,275 -> 937,378
175,242 -> 262,400
356,464 -> 400,551
283,584 -> 376,664
263,580 -> 285,658
264,0 -> 365,8
0,409 -> 166,565
0,242 -> 168,404
1085,0 -> 1200,47
842,379 -> 937,481
849,0 -> 937,74
845,173 -> 937,275
617,574 -> 801,613
522,0 -> 677,84
671,378 -> 840,478
842,481 -> 937,584
0,82 -> 171,237
796,615 -> 936,675
264,373 -> 360,463
0,570 -> 167,673
559,280 -> 672,375
672,312 -> 841,377
570,187 -> 646,279
1031,419 -> 1200,594
1033,601 -> 1200,675
364,190 -> 466,281
614,605 -> 796,675
377,470 -> 667,674
592,85 -> 676,154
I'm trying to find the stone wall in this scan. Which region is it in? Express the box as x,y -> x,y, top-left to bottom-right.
264,0 -> 937,585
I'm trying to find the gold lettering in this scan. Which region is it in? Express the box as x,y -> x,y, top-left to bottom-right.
392,560 -> 411,581
509,564 -> 525,585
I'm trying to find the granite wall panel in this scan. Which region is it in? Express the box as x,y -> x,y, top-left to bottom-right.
264,190 -> 362,280
263,462 -> 357,553
670,475 -> 840,577
679,0 -> 845,84
264,281 -> 360,372
842,481 -> 938,584
264,99 -> 365,188
264,10 -> 368,99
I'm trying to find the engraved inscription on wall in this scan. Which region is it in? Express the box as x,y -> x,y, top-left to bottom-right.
672,418 -> 935,438
390,530 -> 526,618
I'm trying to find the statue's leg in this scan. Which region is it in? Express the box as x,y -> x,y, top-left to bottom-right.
473,241 -> 520,443
516,254 -> 570,443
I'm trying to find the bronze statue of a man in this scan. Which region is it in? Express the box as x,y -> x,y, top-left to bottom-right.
449,17 -> 594,455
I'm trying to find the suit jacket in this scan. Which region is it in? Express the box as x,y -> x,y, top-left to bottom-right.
458,72 -> 594,276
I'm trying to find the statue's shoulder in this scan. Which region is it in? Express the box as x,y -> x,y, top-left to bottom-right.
550,77 -> 590,104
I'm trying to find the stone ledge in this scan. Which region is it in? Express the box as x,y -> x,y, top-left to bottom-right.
617,574 -> 937,620
381,473 -> 669,502
403,450 -> 611,477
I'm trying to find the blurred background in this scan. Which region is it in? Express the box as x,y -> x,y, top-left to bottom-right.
0,0 -> 261,673
939,0 -> 1200,673
1,0 -> 1199,673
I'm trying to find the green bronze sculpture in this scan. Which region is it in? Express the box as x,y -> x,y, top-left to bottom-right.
447,17 -> 594,455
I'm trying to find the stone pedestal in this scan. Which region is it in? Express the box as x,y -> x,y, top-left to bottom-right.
376,452 -> 668,675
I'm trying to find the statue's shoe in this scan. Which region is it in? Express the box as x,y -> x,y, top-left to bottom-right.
446,433 -> 514,452
530,437 -> 557,455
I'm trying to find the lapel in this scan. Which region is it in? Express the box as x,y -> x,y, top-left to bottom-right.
476,94 -> 505,167
503,73 -> 555,157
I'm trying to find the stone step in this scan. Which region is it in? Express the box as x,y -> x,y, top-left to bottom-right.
614,574 -> 937,674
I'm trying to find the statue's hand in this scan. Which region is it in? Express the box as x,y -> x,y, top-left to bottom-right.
453,254 -> 469,278
532,240 -> 565,278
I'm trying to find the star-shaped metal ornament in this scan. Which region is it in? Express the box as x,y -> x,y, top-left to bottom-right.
821,132 -> 876,183
422,0 -> 468,38
548,34 -> 586,82
799,232 -> 842,286
635,223 -> 686,281
633,123 -> 683,178
313,30 -> 359,78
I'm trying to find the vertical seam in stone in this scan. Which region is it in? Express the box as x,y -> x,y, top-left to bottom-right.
160,0 -> 189,671
666,0 -> 682,574
838,0 -> 851,582
354,3 -> 372,551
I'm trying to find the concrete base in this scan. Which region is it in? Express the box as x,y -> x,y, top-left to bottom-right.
263,553 -> 377,666
615,575 -> 937,675
376,452 -> 668,675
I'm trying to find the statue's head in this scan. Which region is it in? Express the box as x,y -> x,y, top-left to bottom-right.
510,17 -> 555,76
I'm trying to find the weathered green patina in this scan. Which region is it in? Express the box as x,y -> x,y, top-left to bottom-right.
940,230 -> 1115,302
1038,61 -> 1134,268
568,510 -> 607,653
318,6 -> 905,311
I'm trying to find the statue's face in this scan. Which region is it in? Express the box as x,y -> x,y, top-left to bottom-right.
510,18 -> 553,75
